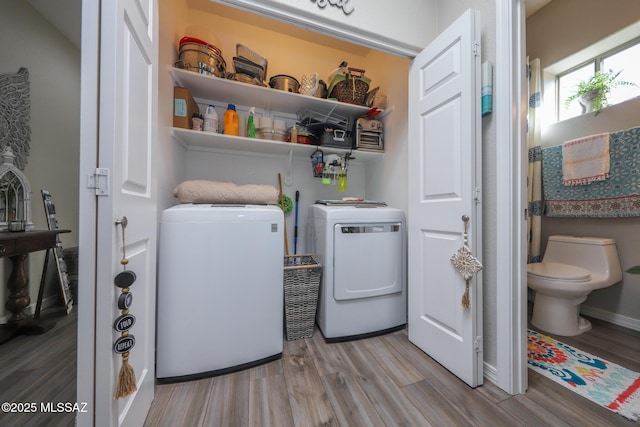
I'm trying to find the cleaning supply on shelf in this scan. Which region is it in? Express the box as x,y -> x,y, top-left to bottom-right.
192,113 -> 203,131
224,104 -> 239,136
337,168 -> 347,192
322,162 -> 332,185
203,105 -> 218,133
246,107 -> 256,138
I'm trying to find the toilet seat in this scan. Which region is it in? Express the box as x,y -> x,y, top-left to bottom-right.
527,262 -> 591,282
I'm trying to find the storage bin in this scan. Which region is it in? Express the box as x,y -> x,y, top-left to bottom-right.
283,255 -> 322,340
319,129 -> 352,149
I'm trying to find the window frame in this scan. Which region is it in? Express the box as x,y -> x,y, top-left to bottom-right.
555,36 -> 640,121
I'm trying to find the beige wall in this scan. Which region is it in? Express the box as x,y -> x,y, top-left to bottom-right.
527,1 -> 640,327
0,0 -> 80,320
527,0 -> 640,70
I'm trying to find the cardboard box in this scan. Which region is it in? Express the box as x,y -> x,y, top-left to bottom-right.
173,87 -> 200,129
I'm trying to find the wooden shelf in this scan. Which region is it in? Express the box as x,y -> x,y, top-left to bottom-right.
171,127 -> 383,161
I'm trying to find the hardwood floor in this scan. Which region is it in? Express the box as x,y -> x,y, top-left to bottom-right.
0,306 -> 77,427
146,318 -> 640,427
1,308 -> 638,426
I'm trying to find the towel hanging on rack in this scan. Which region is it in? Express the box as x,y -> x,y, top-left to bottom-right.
542,126 -> 640,218
562,132 -> 610,186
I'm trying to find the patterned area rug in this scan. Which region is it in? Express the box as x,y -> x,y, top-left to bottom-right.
528,329 -> 640,421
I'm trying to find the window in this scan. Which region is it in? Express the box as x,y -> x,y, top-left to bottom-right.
557,38 -> 640,121
558,64 -> 594,121
602,42 -> 640,105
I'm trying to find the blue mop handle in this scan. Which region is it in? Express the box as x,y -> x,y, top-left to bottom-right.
294,190 -> 300,254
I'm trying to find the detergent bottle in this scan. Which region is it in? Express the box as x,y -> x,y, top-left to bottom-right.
223,104 -> 239,136
203,105 -> 218,133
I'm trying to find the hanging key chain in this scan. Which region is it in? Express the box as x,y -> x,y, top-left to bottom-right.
113,216 -> 137,399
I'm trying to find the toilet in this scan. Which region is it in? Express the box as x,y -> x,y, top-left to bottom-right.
527,235 -> 622,336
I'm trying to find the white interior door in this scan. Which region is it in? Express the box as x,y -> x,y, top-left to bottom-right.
407,9 -> 483,388
77,0 -> 158,425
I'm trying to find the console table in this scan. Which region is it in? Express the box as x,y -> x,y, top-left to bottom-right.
0,229 -> 71,344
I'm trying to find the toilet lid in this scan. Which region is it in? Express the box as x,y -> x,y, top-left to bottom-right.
527,262 -> 591,282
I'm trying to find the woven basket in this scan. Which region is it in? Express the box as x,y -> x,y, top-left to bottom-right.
283,255 -> 322,340
328,68 -> 371,105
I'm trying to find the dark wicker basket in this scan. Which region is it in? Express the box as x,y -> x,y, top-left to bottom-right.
328,68 -> 371,105
283,255 -> 322,340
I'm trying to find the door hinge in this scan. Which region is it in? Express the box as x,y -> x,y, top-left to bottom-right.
474,187 -> 481,203
472,41 -> 480,57
88,168 -> 110,196
474,336 -> 483,353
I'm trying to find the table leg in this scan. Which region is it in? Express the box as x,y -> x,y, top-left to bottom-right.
1,253 -> 55,342
5,254 -> 30,324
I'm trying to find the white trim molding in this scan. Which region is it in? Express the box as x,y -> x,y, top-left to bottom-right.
581,306 -> 640,332
495,0 -> 528,395
212,0 -> 423,57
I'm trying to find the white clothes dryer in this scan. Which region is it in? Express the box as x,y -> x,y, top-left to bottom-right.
156,204 -> 283,382
307,204 -> 406,341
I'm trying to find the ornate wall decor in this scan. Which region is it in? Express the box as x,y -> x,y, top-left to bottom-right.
0,67 -> 31,171
310,0 -> 355,15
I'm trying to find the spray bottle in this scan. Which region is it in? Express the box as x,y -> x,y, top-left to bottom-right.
247,107 -> 256,138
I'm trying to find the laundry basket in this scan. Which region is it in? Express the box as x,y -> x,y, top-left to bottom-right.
283,255 -> 322,340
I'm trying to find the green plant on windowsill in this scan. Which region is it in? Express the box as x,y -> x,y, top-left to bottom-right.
564,69 -> 637,116
627,265 -> 640,275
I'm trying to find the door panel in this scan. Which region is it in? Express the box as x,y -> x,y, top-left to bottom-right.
408,8 -> 483,388
421,102 -> 462,201
420,230 -> 462,333
91,0 -> 158,425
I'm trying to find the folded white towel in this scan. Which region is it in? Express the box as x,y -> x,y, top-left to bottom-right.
173,180 -> 279,205
562,133 -> 610,186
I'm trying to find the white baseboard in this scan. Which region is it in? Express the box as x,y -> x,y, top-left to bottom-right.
580,305 -> 640,332
0,295 -> 59,324
483,361 -> 498,385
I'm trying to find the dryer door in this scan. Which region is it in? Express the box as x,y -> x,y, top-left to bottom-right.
333,222 -> 404,300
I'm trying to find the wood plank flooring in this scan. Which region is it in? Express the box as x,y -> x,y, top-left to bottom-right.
1,308 -> 638,427
146,317 -> 640,427
0,306 -> 77,427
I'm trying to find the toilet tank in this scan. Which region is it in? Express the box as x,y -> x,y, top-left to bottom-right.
543,235 -> 621,278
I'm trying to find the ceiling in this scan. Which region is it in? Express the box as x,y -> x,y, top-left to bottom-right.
28,0 -> 551,51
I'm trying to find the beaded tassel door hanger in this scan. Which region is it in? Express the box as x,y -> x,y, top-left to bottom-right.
450,215 -> 483,310
113,217 -> 138,399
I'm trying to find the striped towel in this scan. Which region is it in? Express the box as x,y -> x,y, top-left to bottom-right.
562,132 -> 610,185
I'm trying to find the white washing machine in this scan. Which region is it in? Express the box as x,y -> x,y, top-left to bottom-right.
307,204 -> 406,341
156,204 -> 283,382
